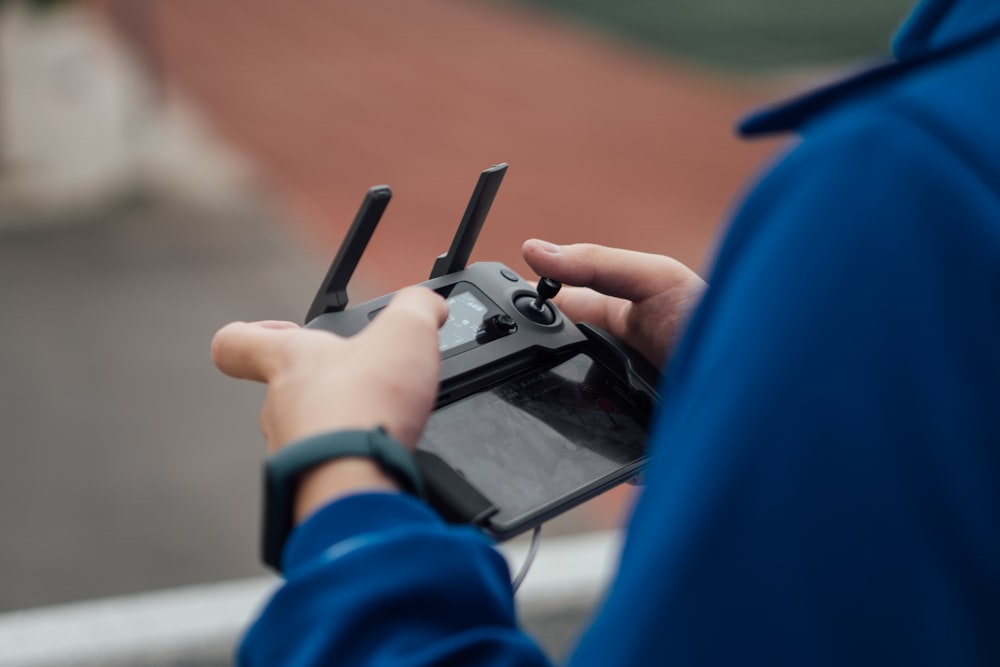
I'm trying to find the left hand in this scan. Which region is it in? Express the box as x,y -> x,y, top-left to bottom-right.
212,287 -> 448,452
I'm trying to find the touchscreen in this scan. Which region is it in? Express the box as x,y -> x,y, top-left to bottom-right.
439,290 -> 489,352
418,353 -> 648,527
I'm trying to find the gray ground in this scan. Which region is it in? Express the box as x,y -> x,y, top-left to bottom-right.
0,194 -> 315,613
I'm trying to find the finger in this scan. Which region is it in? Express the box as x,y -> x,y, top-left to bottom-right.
371,287 -> 448,334
355,288 -> 447,444
361,287 -> 448,358
211,321 -> 296,382
522,239 -> 684,303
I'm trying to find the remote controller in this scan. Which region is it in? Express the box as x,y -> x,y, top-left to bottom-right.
305,163 -> 661,539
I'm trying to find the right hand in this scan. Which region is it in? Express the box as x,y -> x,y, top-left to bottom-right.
522,240 -> 707,368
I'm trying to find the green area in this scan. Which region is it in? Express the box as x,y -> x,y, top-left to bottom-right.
502,0 -> 917,71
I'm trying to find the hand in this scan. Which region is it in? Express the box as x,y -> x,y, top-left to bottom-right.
212,287 -> 447,451
522,240 -> 707,367
212,287 -> 447,519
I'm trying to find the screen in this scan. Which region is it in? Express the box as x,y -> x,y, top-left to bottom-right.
438,291 -> 489,352
418,353 -> 648,527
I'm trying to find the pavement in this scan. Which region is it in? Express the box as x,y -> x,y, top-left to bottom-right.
125,0 -> 778,288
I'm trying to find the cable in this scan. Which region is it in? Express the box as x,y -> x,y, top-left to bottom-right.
511,525 -> 542,594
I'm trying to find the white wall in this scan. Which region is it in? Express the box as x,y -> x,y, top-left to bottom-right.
0,2 -> 251,228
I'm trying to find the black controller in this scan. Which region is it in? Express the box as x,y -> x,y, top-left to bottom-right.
305,164 -> 661,540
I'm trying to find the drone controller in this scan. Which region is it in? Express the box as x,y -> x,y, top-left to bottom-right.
305,163 -> 661,540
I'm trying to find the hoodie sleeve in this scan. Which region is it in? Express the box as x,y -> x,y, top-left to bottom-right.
238,491 -> 552,667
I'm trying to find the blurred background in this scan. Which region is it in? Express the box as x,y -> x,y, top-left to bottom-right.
0,0 -> 912,661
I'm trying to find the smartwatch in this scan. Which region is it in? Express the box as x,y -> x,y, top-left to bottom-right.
261,427 -> 424,571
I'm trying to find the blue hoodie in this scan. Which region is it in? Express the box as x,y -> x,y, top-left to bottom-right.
240,1 -> 1000,664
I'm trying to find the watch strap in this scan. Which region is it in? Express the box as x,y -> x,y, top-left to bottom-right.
262,427 -> 423,571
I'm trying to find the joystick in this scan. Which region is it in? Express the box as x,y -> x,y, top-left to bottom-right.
532,277 -> 561,311
514,277 -> 562,324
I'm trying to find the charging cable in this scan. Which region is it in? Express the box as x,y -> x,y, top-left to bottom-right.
510,525 -> 542,594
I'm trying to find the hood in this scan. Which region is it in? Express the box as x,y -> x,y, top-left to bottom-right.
739,0 -> 1000,137
894,0 -> 1000,59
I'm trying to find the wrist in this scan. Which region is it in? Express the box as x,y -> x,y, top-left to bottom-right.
261,427 -> 425,571
294,457 -> 399,523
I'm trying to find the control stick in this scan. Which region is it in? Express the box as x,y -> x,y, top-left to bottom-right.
532,277 -> 562,312
515,277 -> 562,324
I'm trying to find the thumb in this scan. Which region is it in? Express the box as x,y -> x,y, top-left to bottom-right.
522,239 -> 687,303
211,321 -> 298,382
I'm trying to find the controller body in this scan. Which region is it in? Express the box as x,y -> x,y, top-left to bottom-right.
309,262 -> 583,404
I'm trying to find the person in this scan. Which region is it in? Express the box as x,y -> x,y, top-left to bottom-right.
212,0 -> 1000,664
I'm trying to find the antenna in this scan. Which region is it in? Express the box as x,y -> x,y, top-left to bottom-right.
305,185 -> 392,323
429,163 -> 507,279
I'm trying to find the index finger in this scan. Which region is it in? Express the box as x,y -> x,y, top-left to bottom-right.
362,287 -> 448,347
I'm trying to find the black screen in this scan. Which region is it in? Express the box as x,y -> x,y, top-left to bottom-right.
417,353 -> 648,527
438,291 -> 489,352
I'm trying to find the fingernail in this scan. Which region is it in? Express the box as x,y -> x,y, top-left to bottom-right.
533,239 -> 561,254
255,320 -> 300,330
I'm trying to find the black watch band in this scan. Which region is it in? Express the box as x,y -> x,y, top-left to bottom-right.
261,427 -> 424,571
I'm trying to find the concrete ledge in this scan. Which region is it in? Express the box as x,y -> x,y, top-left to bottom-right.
0,530 -> 621,666
0,578 -> 274,667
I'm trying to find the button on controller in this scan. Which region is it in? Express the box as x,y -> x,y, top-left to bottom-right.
514,277 -> 562,325
500,268 -> 520,282
485,313 -> 518,335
